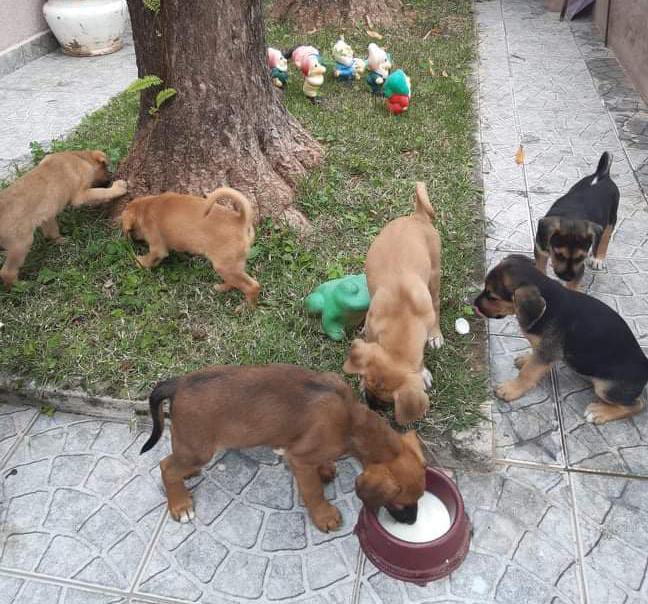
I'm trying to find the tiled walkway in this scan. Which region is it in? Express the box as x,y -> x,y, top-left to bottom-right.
0,34 -> 136,179
2,1 -> 648,602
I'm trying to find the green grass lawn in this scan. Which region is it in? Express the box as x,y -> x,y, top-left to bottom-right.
0,0 -> 486,434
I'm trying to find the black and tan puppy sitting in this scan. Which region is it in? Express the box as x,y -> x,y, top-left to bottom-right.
535,152 -> 619,290
475,254 -> 648,424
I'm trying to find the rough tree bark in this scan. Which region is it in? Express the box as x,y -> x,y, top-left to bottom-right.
117,0 -> 322,228
270,0 -> 403,31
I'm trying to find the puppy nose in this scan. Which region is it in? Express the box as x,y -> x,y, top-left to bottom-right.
386,503 -> 418,525
473,304 -> 484,318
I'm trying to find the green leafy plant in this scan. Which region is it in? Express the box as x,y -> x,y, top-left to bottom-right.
142,0 -> 160,13
126,76 -> 177,116
125,75 -> 162,94
150,87 -> 177,115
39,404 -> 56,418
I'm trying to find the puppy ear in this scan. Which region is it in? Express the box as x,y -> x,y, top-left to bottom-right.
394,385 -> 429,425
536,217 -> 561,251
401,430 -> 426,465
343,339 -> 370,375
586,221 -> 603,239
91,150 -> 108,165
513,285 -> 546,331
355,466 -> 401,510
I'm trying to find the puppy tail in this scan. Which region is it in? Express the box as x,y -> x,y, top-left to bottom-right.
413,182 -> 435,222
204,187 -> 253,225
592,152 -> 612,184
140,378 -> 177,454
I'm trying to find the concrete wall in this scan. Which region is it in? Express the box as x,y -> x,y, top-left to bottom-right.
0,0 -> 48,53
593,0 -> 648,103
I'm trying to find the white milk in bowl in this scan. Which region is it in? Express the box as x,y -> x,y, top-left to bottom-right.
377,491 -> 451,543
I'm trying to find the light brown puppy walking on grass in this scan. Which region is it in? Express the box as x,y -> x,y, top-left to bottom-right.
0,150 -> 127,290
344,182 -> 443,425
140,364 -> 427,532
121,187 -> 260,310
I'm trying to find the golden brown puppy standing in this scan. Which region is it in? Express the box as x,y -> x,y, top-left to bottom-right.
140,364 -> 427,532
343,182 -> 442,425
121,187 -> 260,309
0,150 -> 127,290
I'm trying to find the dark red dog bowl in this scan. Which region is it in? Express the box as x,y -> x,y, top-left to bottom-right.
354,466 -> 471,585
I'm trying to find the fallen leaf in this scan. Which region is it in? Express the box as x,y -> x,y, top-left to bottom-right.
442,70 -> 448,77
515,144 -> 525,165
307,28 -> 318,34
423,27 -> 442,40
365,14 -> 373,29
429,67 -> 436,76
367,29 -> 383,40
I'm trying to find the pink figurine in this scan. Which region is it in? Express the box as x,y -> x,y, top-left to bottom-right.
267,47 -> 288,89
286,45 -> 326,104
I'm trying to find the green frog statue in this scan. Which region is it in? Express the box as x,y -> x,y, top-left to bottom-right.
305,273 -> 370,341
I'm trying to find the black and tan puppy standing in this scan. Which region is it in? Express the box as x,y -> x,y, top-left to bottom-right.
475,254 -> 648,424
535,152 -> 619,290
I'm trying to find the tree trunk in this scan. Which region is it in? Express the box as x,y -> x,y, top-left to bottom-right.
118,0 -> 322,228
270,0 -> 403,31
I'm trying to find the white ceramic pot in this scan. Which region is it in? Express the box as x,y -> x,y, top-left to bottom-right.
43,0 -> 128,57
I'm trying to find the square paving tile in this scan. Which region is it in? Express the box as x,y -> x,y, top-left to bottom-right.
489,335 -> 563,465
0,574 -> 128,603
556,366 -> 648,477
572,473 -> 648,603
134,452 -> 363,603
0,403 -> 37,463
0,412 -> 167,591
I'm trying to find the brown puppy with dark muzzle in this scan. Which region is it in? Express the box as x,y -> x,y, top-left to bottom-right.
0,150 -> 127,290
534,152 -> 619,290
121,187 -> 259,310
343,182 -> 442,425
140,364 -> 426,532
475,254 -> 648,424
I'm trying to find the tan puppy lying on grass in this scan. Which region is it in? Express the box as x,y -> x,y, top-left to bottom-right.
121,187 -> 260,310
344,182 -> 442,425
0,150 -> 127,290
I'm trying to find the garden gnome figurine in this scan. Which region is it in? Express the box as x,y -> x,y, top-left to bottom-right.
306,274 -> 370,341
332,36 -> 365,82
383,69 -> 411,114
366,43 -> 392,95
267,47 -> 288,89
288,45 -> 326,103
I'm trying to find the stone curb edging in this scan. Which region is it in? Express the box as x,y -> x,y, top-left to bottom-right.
0,374 -> 148,422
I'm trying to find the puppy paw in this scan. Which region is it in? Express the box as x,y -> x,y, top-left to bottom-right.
584,402 -> 614,425
318,462 -> 337,483
588,257 -> 605,270
514,353 -> 532,370
169,497 -> 195,524
312,502 -> 342,533
112,180 -> 128,196
495,379 -> 527,402
421,367 -> 433,390
428,333 -> 444,349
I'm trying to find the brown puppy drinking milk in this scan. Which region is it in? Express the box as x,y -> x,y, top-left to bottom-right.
140,364 -> 427,531
121,187 -> 259,309
343,182 -> 442,425
0,150 -> 127,290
